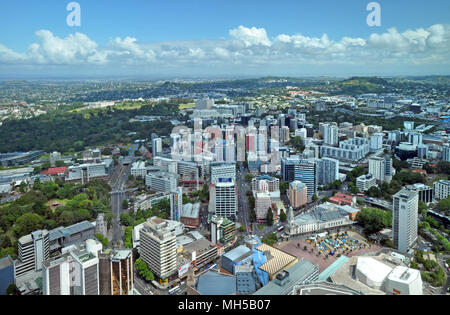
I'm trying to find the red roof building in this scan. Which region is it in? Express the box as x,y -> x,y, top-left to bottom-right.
42,167 -> 67,176
329,192 -> 356,207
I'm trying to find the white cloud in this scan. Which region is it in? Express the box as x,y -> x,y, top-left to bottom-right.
229,25 -> 272,47
0,24 -> 449,74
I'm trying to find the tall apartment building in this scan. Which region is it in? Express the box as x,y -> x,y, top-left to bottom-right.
316,157 -> 339,186
152,138 -> 163,158
405,184 -> 434,203
280,126 -> 290,144
210,163 -> 236,184
139,221 -> 177,281
15,230 -> 50,278
281,156 -> 301,182
370,133 -> 384,152
368,156 -> 386,183
170,186 -> 183,222
294,160 -> 317,201
393,189 -> 419,254
323,124 -> 339,146
209,178 -> 237,220
145,171 -> 179,192
433,180 -> 450,200
289,181 -> 308,209
153,156 -> 178,174
251,175 -> 280,198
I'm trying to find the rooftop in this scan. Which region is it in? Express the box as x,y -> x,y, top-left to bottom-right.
255,243 -> 298,276
196,271 -> 236,295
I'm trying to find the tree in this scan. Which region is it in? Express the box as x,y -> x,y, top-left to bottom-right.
6,283 -> 19,295
290,136 -> 305,153
122,199 -> 129,210
135,258 -> 154,282
245,174 -> 253,182
279,210 -> 287,222
13,213 -> 44,237
94,233 -> 109,248
120,213 -> 135,226
266,208 -> 274,226
312,194 -> 318,202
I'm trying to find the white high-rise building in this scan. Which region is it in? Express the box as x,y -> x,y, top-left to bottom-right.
209,179 -> 237,220
140,221 -> 178,281
196,98 -> 214,110
152,138 -> 163,158
433,180 -> 450,200
370,133 -> 384,152
145,172 -> 179,192
210,163 -> 236,184
369,156 -> 386,183
323,124 -> 339,146
393,189 -> 419,254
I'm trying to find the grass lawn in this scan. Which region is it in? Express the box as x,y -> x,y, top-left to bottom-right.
179,103 -> 196,110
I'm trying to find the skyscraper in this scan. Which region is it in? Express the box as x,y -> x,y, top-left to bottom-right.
393,189 -> 419,254
294,160 -> 318,201
323,124 -> 339,146
316,157 -> 339,186
152,138 -> 162,158
209,178 -> 237,220
140,221 -> 177,281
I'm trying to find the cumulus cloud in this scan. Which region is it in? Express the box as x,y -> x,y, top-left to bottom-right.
229,25 -> 272,47
0,24 -> 449,73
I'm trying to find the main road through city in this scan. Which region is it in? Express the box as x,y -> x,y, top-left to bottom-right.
110,163 -> 132,244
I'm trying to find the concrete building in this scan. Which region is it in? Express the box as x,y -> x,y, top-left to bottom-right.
209,178 -> 237,220
152,138 -> 162,158
66,163 -> 108,184
320,137 -> 370,162
145,171 -> 179,193
139,221 -> 178,280
210,215 -> 236,247
368,156 -> 387,183
95,213 -> 108,237
287,203 -> 354,236
131,161 -> 147,178
356,174 -> 377,192
196,98 -> 214,110
280,126 -> 290,144
183,238 -> 218,270
210,163 -> 236,184
405,184 -> 434,204
42,239 -> 102,295
170,187 -> 183,222
221,245 -> 253,275
443,145 -> 450,162
15,230 -> 50,278
254,259 -> 319,295
251,175 -> 280,198
289,180 -> 308,209
255,191 -> 272,221
393,189 -> 419,254
370,133 -> 384,152
180,203 -> 201,228
110,249 -> 133,295
385,266 -> 423,295
433,180 -> 450,200
316,157 -> 339,186
323,124 -> 339,146
133,192 -> 171,212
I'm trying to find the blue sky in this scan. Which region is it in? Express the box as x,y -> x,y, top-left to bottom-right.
0,0 -> 449,77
